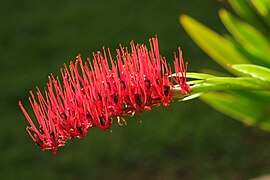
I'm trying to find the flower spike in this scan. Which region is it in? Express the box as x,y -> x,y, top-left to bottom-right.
19,37 -> 190,154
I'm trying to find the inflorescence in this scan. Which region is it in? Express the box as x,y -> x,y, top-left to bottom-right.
19,37 -> 190,154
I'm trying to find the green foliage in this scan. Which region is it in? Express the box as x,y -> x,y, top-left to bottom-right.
250,0 -> 270,27
201,90 -> 270,132
179,0 -> 270,131
220,9 -> 270,67
179,15 -> 249,74
232,64 -> 270,82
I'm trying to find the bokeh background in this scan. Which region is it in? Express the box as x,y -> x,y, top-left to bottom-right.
1,0 -> 270,179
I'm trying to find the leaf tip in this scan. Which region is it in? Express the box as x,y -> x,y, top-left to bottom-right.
219,8 -> 226,14
179,14 -> 188,24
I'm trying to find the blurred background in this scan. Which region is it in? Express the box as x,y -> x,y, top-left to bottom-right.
1,0 -> 270,179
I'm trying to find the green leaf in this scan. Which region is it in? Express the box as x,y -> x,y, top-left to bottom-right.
219,9 -> 270,66
250,0 -> 270,27
228,0 -> 270,35
185,72 -> 216,79
225,35 -> 270,68
179,15 -> 250,74
180,92 -> 206,101
191,77 -> 269,94
200,91 -> 270,132
231,64 -> 270,82
199,69 -> 229,77
173,76 -> 269,101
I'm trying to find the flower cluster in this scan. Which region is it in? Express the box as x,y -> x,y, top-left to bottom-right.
19,37 -> 190,154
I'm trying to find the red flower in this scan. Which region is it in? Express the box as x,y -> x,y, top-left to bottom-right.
19,37 -> 190,154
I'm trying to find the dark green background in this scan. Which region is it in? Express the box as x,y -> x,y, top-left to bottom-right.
1,0 -> 270,179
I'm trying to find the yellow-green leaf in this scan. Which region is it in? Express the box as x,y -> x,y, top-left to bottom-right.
231,64 -> 270,82
229,0 -> 270,35
201,91 -> 270,132
251,0 -> 270,27
179,15 -> 250,74
219,9 -> 270,66
186,72 -> 215,79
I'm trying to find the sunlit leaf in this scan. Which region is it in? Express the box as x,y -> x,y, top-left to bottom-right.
250,0 -> 270,27
180,92 -> 206,101
199,69 -> 229,77
231,64 -> 270,82
228,0 -> 270,35
225,35 -> 270,68
173,76 -> 269,101
185,72 -> 216,79
179,15 -> 250,74
180,1 -> 270,132
219,9 -> 270,66
200,91 -> 270,132
191,77 -> 268,94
